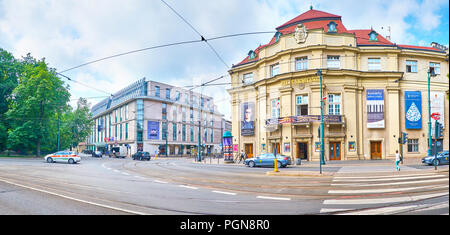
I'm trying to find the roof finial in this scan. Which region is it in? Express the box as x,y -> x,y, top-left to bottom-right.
310,5 -> 313,10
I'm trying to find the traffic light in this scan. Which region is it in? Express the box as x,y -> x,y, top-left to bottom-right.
403,132 -> 408,144
436,123 -> 444,139
398,137 -> 402,144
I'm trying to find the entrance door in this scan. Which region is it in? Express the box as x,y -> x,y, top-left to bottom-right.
245,144 -> 253,158
370,141 -> 382,160
297,142 -> 308,160
329,142 -> 341,161
272,143 -> 280,155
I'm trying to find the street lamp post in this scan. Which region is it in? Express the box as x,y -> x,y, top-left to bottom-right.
317,69 -> 326,174
427,68 -> 436,157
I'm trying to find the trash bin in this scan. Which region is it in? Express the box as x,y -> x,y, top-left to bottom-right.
296,158 -> 302,165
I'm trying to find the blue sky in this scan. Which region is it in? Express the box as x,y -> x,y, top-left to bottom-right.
0,0 -> 448,119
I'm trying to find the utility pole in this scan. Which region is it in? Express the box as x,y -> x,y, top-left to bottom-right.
427,68 -> 436,157
317,69 -> 326,174
198,93 -> 202,162
57,112 -> 60,151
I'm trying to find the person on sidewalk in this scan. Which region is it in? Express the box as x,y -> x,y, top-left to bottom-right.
238,150 -> 245,163
395,150 -> 401,171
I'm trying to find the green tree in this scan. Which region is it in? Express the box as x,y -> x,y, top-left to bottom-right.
6,57 -> 70,157
0,48 -> 22,151
60,98 -> 94,151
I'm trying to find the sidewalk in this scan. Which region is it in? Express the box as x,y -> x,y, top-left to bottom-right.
192,156 -> 449,177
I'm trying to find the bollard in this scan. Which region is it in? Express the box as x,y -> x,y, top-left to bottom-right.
155,154 -> 157,160
274,158 -> 279,172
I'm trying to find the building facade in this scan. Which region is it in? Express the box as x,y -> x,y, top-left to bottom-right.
228,8 -> 449,162
86,78 -> 225,156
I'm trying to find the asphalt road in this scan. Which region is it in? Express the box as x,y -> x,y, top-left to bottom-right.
0,156 -> 448,215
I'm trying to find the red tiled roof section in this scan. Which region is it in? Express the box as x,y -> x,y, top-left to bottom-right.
397,44 -> 443,52
348,29 -> 393,46
277,9 -> 341,30
279,20 -> 348,34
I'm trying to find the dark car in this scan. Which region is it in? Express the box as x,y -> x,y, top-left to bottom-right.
92,151 -> 102,158
132,152 -> 151,161
422,151 -> 449,166
245,153 -> 291,168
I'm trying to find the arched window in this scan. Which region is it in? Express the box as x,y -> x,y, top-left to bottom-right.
248,50 -> 257,60
327,21 -> 337,33
369,30 -> 378,42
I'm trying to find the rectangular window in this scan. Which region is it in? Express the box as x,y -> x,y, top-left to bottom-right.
190,126 -> 194,142
185,94 -> 189,104
210,129 -> 213,143
190,108 -> 194,123
328,94 -> 341,115
296,95 -> 309,116
173,123 -> 177,141
192,96 -> 197,107
296,57 -> 308,71
182,107 -> 186,122
327,56 -> 340,69
176,91 -> 180,101
271,99 -> 281,118
243,73 -> 253,85
120,124 -> 123,141
166,88 -> 171,99
204,128 -> 207,143
429,62 -> 440,75
125,123 -> 128,140
182,124 -> 186,142
406,60 -> 417,73
271,63 -> 280,77
162,103 -> 167,120
407,139 -> 419,153
125,105 -> 128,120
162,122 -> 168,140
368,58 -> 381,71
155,86 -> 160,97
172,105 -> 177,122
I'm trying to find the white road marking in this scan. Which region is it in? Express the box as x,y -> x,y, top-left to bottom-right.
179,185 -> 198,190
0,177 -> 149,215
331,178 -> 448,187
323,192 -> 449,205
212,191 -> 237,196
328,185 -> 449,194
257,196 -> 291,201
333,173 -> 441,179
154,180 -> 168,184
121,172 -> 130,176
339,205 -> 418,215
333,174 -> 445,182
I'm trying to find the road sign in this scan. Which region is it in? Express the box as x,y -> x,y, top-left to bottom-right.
431,112 -> 441,121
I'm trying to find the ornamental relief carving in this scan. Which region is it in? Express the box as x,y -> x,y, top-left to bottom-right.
294,23 -> 308,44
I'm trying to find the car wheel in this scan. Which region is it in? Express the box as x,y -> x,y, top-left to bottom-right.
47,157 -> 53,163
277,161 -> 283,168
68,158 -> 75,164
249,161 -> 255,168
434,159 -> 440,166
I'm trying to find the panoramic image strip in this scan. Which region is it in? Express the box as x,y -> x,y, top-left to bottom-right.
0,0 -> 448,224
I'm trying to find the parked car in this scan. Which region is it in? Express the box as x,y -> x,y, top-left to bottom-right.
111,146 -> 128,158
132,152 -> 151,161
82,150 -> 93,155
245,153 -> 291,168
45,151 -> 80,164
422,151 -> 449,166
92,151 -> 102,158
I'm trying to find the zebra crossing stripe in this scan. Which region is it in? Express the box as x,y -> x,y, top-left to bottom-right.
328,185 -> 449,194
332,174 -> 446,182
331,178 -> 448,187
323,192 -> 449,205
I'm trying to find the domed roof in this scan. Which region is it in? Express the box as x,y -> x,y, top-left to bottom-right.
276,9 -> 341,30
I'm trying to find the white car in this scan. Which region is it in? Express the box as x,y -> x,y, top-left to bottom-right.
45,151 -> 81,164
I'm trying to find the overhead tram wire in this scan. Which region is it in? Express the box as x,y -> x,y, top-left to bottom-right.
159,0 -> 230,70
55,72 -> 114,97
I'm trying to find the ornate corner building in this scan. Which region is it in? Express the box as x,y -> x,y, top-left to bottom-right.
228,8 -> 449,162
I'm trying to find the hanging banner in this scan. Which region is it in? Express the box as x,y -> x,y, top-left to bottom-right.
147,121 -> 160,140
431,92 -> 445,128
241,102 -> 255,136
367,89 -> 385,128
405,91 -> 422,129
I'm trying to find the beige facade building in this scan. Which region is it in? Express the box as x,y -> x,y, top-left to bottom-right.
228,8 -> 449,162
87,78 -> 225,156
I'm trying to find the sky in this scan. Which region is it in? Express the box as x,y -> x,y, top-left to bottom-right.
0,0 -> 449,120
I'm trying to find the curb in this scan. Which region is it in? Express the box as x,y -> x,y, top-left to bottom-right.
266,171 -> 335,177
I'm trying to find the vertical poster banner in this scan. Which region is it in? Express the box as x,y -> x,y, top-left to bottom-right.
367,89 -> 385,128
431,92 -> 445,129
147,121 -> 160,140
241,102 -> 255,136
405,91 -> 423,129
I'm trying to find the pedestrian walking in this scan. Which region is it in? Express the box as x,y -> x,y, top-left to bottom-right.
239,150 -> 245,163
395,150 -> 401,171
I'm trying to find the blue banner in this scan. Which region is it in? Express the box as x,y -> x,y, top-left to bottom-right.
147,121 -> 160,140
405,91 -> 422,129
